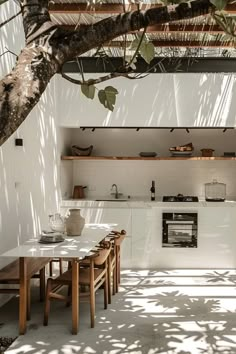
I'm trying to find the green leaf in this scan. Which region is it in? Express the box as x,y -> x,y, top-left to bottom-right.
81,84 -> 95,99
98,86 -> 118,111
210,0 -> 227,11
130,38 -> 141,51
139,42 -> 155,64
130,37 -> 155,64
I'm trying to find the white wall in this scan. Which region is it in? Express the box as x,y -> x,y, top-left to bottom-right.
0,1 -> 71,306
57,73 -> 236,128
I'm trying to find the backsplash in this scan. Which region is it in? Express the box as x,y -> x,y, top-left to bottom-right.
71,160 -> 236,199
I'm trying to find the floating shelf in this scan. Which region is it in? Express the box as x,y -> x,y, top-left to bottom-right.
61,156 -> 236,161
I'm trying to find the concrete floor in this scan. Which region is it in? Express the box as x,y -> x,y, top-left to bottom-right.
1,269 -> 236,353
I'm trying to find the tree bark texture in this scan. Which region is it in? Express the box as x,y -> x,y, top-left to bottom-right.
0,0 -> 213,146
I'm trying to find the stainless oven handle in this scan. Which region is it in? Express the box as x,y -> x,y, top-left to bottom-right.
166,220 -> 194,224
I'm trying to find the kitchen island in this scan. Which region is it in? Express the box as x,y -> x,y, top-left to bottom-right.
60,199 -> 236,269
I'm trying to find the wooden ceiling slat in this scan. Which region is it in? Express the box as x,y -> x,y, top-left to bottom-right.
49,3 -> 161,13
146,24 -> 223,33
49,2 -> 236,14
105,40 -> 235,47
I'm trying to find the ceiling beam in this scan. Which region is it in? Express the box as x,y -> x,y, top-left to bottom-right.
49,2 -> 236,14
63,57 -> 236,73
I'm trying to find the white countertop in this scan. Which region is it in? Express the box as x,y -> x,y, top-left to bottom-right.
60,197 -> 236,208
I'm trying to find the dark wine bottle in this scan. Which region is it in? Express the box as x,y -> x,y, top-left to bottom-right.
150,180 -> 155,201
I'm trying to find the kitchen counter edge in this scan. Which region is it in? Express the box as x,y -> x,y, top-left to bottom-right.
60,199 -> 236,208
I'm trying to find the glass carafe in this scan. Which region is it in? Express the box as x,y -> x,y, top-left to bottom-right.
205,179 -> 226,202
49,213 -> 65,233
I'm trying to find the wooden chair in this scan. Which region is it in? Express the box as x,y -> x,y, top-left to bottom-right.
49,258 -> 63,276
0,257 -> 51,320
106,230 -> 126,303
43,242 -> 111,328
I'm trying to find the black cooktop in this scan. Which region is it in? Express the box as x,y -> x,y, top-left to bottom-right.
163,195 -> 199,202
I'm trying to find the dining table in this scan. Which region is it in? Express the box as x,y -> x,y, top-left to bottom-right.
0,223 -> 113,335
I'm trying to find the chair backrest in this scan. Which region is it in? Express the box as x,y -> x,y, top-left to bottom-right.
114,231 -> 126,246
94,243 -> 111,266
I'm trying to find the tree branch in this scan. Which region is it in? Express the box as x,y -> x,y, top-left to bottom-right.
0,47 -> 17,59
20,0 -> 51,39
52,0 -> 213,62
0,10 -> 21,29
61,71 -> 132,86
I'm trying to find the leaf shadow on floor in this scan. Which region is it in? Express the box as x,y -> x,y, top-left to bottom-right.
2,269 -> 236,353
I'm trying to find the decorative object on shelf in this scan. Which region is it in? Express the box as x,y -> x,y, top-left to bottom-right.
139,152 -> 157,157
169,142 -> 194,152
71,145 -> 93,156
204,179 -> 226,202
223,152 -> 235,157
65,209 -> 85,236
73,185 -> 87,199
201,148 -> 214,157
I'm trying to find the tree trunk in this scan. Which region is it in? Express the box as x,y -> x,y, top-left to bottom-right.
0,46 -> 59,146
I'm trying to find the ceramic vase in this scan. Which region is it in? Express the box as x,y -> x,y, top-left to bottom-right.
65,209 -> 85,236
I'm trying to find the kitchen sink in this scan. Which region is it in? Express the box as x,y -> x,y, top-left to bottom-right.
95,199 -> 128,202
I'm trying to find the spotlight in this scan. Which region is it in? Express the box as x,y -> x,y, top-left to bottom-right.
223,128 -> 227,133
92,128 -> 95,132
186,128 -> 190,133
170,128 -> 174,132
136,128 -> 140,132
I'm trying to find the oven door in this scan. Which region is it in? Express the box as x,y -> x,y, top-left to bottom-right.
162,212 -> 198,248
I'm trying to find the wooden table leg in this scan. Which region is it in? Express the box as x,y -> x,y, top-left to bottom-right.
19,257 -> 27,334
71,259 -> 79,334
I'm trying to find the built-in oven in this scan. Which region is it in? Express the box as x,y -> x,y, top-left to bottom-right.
162,212 -> 198,248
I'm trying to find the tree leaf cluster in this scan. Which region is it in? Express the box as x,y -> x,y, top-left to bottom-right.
81,84 -> 118,111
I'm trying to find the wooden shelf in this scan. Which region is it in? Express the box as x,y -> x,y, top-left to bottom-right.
61,156 -> 236,161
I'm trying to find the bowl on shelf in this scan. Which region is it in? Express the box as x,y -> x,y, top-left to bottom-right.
71,145 -> 93,156
139,152 -> 157,157
170,151 -> 193,157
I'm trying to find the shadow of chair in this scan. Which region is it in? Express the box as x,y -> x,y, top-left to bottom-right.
43,242 -> 111,328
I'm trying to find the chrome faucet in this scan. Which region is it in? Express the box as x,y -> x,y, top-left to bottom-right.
111,183 -> 119,199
